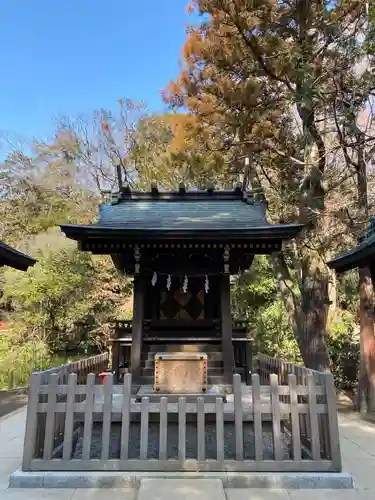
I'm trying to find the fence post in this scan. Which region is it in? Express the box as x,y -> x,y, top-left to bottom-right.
62,373 -> 77,461
178,397 -> 186,463
252,373 -> 263,461
270,373 -> 283,461
22,373 -> 42,470
233,373 -> 243,460
101,373 -> 114,460
43,373 -> 59,460
324,373 -> 342,471
307,374 -> 321,461
120,373 -> 131,461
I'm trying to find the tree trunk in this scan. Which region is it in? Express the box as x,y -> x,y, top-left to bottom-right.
357,266 -> 375,416
298,266 -> 330,370
355,140 -> 375,416
270,251 -> 330,370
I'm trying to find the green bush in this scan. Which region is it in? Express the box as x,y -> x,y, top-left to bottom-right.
327,310 -> 359,391
0,332 -> 51,388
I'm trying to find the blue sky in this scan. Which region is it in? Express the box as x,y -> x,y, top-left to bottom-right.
0,0 -> 196,144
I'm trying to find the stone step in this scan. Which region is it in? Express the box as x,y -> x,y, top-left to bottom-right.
138,478 -> 226,500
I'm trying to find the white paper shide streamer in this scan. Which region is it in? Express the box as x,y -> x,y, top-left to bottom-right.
151,272 -> 157,287
204,274 -> 209,294
166,274 -> 172,291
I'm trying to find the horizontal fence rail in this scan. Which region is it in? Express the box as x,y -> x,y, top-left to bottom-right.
22,367 -> 341,473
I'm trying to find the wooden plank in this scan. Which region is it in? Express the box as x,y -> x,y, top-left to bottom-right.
27,458 -> 338,473
43,373 -> 59,460
22,373 -> 42,470
251,373 -> 263,461
140,397 -> 149,460
62,373 -> 77,461
288,373 -> 301,461
197,397 -> 205,461
216,397 -> 224,462
159,396 -> 168,460
178,397 -> 186,462
324,373 -> 342,470
307,373 -> 321,461
270,373 -> 283,461
233,373 -> 243,460
101,373 -> 113,460
82,373 -> 95,460
120,373 -> 132,460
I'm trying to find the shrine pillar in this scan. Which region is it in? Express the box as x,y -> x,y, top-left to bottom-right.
130,275 -> 145,386
220,274 -> 235,384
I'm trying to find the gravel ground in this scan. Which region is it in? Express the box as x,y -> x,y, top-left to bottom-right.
72,421 -> 292,460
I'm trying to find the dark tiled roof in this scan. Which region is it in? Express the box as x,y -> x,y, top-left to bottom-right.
98,199 -> 267,231
0,241 -> 36,271
328,217 -> 375,272
60,188 -> 304,241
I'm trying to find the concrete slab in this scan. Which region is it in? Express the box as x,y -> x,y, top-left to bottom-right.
359,489 -> 375,500
137,478 -> 225,500
0,438 -> 25,459
9,471 -> 354,490
0,489 -> 75,500
225,489 -> 291,500
71,488 -> 137,500
288,490 -> 366,500
223,472 -> 353,489
342,459 -> 375,489
0,459 -> 21,491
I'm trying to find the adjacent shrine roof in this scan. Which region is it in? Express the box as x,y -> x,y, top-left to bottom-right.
328,217 -> 375,273
61,185 -> 303,241
0,240 -> 36,271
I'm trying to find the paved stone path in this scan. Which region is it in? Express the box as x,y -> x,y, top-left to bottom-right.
0,390 -> 28,419
0,406 -> 374,499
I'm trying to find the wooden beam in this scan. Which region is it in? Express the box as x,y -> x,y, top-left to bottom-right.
131,276 -> 145,386
220,274 -> 235,383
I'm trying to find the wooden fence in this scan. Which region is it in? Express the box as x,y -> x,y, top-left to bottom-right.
255,354 -> 339,469
37,353 -> 109,385
22,367 -> 341,473
24,353 -> 109,465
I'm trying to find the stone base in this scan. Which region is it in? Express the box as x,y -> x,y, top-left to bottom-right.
9,470 -> 354,489
136,384 -> 227,403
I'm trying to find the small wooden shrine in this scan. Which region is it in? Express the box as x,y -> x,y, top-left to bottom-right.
61,184 -> 303,387
0,240 -> 36,271
328,217 -> 375,279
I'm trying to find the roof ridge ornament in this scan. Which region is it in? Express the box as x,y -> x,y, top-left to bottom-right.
179,182 -> 186,195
